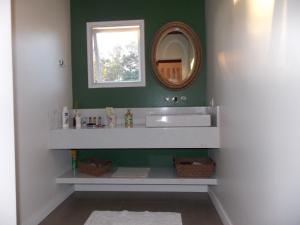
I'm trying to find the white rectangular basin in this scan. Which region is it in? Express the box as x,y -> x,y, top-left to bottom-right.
146,114 -> 211,127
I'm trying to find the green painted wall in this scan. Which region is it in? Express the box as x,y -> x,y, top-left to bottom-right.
70,0 -> 208,167
71,0 -> 207,108
78,149 -> 208,168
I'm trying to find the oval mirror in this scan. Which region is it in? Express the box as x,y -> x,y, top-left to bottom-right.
151,21 -> 202,89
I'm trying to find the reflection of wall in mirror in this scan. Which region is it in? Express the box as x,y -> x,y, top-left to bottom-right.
157,59 -> 182,84
156,34 -> 194,80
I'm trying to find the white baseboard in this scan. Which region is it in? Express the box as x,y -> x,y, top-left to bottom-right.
74,184 -> 208,192
21,186 -> 74,225
208,189 -> 233,225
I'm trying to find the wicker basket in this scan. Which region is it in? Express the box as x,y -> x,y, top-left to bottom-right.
174,157 -> 215,177
78,159 -> 112,177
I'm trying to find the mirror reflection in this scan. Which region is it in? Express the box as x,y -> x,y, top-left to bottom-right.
156,31 -> 195,84
151,22 -> 201,89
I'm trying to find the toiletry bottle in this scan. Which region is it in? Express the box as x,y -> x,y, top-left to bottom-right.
62,106 -> 69,129
98,116 -> 102,127
70,150 -> 77,176
75,111 -> 81,129
106,107 -> 116,128
82,117 -> 87,128
125,109 -> 133,128
73,110 -> 77,127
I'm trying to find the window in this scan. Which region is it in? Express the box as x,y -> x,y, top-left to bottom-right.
87,20 -> 145,88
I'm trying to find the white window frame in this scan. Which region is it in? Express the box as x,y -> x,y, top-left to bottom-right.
86,19 -> 146,88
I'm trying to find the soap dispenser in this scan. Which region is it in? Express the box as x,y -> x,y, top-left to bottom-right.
124,109 -> 133,128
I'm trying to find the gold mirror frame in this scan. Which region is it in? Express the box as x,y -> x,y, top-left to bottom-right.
151,21 -> 202,89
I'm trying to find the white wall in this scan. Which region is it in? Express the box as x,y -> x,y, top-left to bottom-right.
206,1 -> 300,225
13,0 -> 73,224
0,1 -> 17,224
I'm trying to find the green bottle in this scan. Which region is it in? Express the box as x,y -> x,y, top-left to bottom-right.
70,150 -> 77,175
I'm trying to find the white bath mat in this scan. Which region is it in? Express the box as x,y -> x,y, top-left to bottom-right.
84,210 -> 182,225
111,167 -> 150,178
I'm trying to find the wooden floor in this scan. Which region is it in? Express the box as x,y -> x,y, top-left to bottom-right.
40,192 -> 223,225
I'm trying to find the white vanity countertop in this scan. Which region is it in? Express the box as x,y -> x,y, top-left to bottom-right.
49,126 -> 220,149
48,107 -> 220,149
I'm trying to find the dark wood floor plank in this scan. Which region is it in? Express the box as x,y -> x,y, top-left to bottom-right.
39,192 -> 223,225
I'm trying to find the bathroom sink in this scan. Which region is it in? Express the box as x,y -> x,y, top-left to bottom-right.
146,114 -> 211,127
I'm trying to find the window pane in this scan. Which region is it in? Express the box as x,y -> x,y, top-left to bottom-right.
92,27 -> 140,83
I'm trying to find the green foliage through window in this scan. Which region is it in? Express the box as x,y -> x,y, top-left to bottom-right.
98,42 -> 139,82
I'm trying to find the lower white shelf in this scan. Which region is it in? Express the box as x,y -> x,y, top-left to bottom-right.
56,167 -> 218,186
